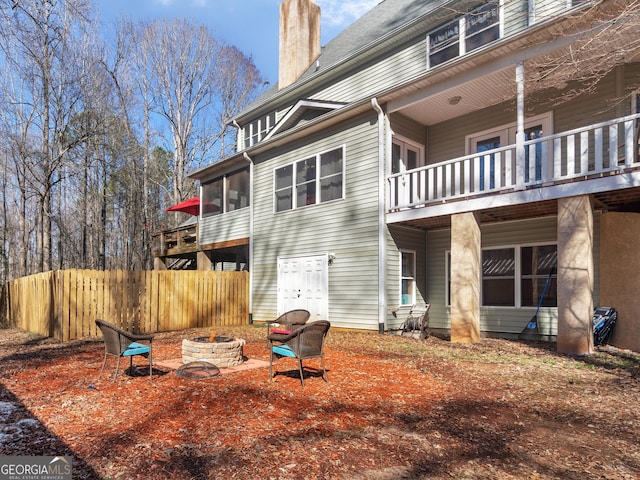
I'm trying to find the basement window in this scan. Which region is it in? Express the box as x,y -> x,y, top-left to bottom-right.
446,243 -> 557,308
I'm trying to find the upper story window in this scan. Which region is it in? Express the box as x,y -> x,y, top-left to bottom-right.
274,146 -> 345,212
201,168 -> 250,217
243,111 -> 276,149
528,0 -> 588,25
428,2 -> 501,69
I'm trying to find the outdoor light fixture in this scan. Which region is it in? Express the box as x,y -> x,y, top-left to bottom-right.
328,252 -> 336,265
448,95 -> 462,105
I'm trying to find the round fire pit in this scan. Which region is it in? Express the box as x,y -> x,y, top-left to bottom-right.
182,336 -> 246,368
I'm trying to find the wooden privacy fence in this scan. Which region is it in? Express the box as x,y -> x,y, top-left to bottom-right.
5,269 -> 249,341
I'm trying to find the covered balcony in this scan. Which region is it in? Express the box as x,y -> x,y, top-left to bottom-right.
388,113 -> 640,224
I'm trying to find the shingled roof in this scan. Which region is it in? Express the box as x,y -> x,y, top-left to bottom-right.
244,0 -> 452,113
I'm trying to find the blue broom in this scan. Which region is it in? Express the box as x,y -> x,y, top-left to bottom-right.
519,268 -> 554,340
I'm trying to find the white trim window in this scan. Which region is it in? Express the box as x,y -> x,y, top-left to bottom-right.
529,0 -> 588,25
465,112 -> 553,186
274,146 -> 345,212
482,247 -> 516,306
427,2 -> 502,69
243,111 -> 277,148
391,136 -> 424,174
446,243 -> 557,307
400,250 -> 416,306
482,244 -> 557,307
201,168 -> 250,217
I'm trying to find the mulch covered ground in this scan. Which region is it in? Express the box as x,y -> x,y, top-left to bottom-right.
1,324 -> 639,479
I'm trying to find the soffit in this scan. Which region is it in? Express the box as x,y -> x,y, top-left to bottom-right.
396,186 -> 640,231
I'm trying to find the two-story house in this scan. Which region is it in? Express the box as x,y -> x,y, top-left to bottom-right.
175,0 -> 640,354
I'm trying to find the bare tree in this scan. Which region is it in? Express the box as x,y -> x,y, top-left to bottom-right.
0,0 -> 95,272
525,0 -> 640,103
133,18 -> 263,208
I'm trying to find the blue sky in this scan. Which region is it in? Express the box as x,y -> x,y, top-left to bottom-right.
94,0 -> 380,84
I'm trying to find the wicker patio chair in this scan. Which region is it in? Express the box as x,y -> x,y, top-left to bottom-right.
269,320 -> 330,386
266,309 -> 311,345
95,319 -> 154,381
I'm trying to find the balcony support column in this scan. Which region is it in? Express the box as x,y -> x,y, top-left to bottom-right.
450,212 -> 481,343
515,61 -> 525,189
557,195 -> 594,355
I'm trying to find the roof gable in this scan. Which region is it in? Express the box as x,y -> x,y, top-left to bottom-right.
241,0 -> 455,117
264,99 -> 345,140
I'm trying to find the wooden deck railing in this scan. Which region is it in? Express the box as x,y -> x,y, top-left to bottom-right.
4,269 -> 249,341
151,223 -> 199,256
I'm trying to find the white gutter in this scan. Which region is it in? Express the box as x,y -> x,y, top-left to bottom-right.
371,97 -> 387,334
243,152 -> 254,323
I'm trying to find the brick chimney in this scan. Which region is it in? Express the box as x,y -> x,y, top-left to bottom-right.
279,0 -> 321,90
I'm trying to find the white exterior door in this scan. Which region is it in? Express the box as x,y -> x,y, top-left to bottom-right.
277,254 -> 329,321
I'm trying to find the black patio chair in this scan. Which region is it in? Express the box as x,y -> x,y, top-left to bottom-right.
266,309 -> 311,345
95,319 -> 154,381
269,320 -> 330,386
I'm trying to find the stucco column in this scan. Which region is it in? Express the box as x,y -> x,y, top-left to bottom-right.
557,195 -> 594,355
599,212 -> 640,351
450,212 -> 481,343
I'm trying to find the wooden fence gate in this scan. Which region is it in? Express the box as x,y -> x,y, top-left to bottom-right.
4,270 -> 249,341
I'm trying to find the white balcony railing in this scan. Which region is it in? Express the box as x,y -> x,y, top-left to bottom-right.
388,113 -> 640,211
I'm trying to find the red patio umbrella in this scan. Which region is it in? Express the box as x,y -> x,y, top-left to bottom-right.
165,197 -> 201,216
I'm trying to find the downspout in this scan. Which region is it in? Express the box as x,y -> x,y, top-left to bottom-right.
233,119 -> 242,151
243,152 -> 254,324
371,97 -> 387,334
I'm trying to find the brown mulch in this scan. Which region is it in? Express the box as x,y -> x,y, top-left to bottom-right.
1,324 -> 639,479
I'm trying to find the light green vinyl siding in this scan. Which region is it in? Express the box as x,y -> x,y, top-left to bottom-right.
426,215 -> 602,337
386,225 -> 428,330
425,228 -> 450,331
503,0 -> 529,36
250,112 -> 381,329
313,39 -> 426,104
390,112 -> 427,146
199,208 -> 250,245
428,100 -> 518,164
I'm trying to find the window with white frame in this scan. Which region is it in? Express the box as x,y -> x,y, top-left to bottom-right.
391,137 -> 424,174
527,0 -> 586,25
428,2 -> 501,69
520,244 -> 557,307
466,112 -> 553,187
401,250 -> 416,305
243,111 -> 277,149
446,243 -> 557,307
202,168 -> 250,217
274,146 -> 344,212
482,247 -> 516,306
